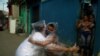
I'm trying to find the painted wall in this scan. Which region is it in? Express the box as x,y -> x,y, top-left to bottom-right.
27,6 -> 34,33
40,0 -> 100,55
40,0 -> 80,44
19,5 -> 27,32
12,5 -> 19,19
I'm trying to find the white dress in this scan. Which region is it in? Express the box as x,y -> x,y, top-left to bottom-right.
16,32 -> 46,56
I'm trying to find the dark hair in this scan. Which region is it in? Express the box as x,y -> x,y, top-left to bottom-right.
47,24 -> 55,28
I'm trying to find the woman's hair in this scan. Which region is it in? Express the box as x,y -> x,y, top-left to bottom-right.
32,21 -> 45,32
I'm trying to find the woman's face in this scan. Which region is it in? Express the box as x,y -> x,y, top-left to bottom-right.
42,26 -> 46,31
84,16 -> 88,19
90,15 -> 93,19
84,16 -> 88,20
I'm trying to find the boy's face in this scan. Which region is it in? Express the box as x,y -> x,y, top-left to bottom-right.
47,26 -> 55,32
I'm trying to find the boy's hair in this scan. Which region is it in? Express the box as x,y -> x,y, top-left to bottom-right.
47,24 -> 55,28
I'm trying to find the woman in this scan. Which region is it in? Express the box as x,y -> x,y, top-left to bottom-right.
16,21 -> 54,56
77,16 -> 94,56
77,16 -> 94,45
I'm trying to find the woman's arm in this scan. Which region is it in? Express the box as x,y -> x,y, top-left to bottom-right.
76,20 -> 82,29
28,36 -> 55,46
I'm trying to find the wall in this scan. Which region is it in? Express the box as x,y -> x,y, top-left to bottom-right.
40,0 -> 80,44
39,0 -> 100,55
27,4 -> 40,33
12,5 -> 19,19
93,0 -> 100,55
19,4 -> 27,33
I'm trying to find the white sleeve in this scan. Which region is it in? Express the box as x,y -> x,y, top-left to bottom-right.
31,32 -> 46,41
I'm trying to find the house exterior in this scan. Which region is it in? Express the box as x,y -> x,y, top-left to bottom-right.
7,0 -> 100,55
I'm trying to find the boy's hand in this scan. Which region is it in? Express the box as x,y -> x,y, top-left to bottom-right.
70,44 -> 79,52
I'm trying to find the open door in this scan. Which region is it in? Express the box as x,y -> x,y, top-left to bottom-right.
27,0 -> 40,33
76,0 -> 96,56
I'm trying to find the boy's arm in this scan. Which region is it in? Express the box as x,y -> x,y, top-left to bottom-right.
45,43 -> 79,52
45,44 -> 70,52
